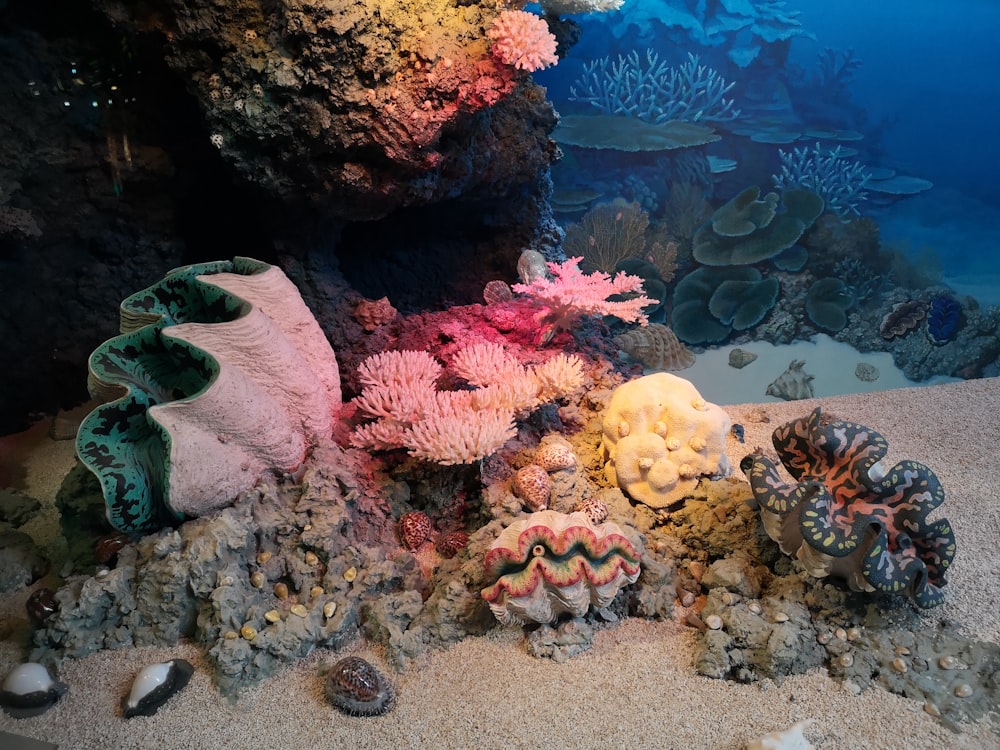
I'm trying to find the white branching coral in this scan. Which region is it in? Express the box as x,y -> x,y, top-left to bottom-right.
350,345 -> 585,465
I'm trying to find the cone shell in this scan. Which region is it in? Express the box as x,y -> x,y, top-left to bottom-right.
613,324 -> 695,371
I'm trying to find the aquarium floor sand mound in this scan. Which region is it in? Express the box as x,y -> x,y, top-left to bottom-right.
1,378 -> 998,749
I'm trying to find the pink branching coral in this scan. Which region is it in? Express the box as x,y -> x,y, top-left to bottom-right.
487,10 -> 559,73
512,256 -> 653,341
350,344 -> 585,465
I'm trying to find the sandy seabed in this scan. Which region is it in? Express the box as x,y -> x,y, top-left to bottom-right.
1,378 -> 999,750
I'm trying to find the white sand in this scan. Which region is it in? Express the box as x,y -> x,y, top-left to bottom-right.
680,333 -> 956,406
2,379 -> 999,750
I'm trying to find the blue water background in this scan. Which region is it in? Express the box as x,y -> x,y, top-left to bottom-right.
536,0 -> 1000,303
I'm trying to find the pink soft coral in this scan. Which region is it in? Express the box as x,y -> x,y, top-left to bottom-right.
512,256 -> 652,341
487,10 -> 559,73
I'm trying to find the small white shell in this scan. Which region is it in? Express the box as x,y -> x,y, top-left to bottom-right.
122,659 -> 194,718
0,662 -> 68,718
705,615 -> 724,630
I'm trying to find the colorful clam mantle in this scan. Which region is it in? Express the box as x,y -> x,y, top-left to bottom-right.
481,510 -> 642,625
740,408 -> 956,608
76,257 -> 340,533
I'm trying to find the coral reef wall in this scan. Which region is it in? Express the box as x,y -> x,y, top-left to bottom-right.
95,0 -> 559,220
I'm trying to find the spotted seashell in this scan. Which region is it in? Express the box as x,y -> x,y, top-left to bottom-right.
325,656 -> 395,716
435,531 -> 469,559
122,659 -> 194,718
398,511 -> 432,552
512,465 -> 551,512
573,497 -> 609,526
1,662 -> 68,718
534,441 -> 576,472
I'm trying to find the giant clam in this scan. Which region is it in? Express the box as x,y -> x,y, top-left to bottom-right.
0,662 -> 68,718
324,656 -> 394,717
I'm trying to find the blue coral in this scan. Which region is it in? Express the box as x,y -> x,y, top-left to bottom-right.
926,294 -> 962,345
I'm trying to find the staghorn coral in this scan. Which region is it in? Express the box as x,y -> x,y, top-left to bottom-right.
773,142 -> 871,218
740,408 -> 956,608
569,50 -> 740,124
512,256 -> 653,341
481,510 -> 641,625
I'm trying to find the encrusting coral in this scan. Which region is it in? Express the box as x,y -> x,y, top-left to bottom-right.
600,373 -> 731,508
481,510 -> 642,625
740,408 -> 957,608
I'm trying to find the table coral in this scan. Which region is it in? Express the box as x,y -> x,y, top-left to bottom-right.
740,407 -> 956,608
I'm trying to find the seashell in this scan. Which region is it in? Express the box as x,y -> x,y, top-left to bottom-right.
534,440 -> 577,472
343,566 -> 358,582
747,601 -> 762,615
938,655 -> 960,670
325,656 -> 395,716
891,657 -> 908,673
721,591 -> 741,606
290,604 -> 308,618
323,602 -> 338,619
122,659 -> 194,718
612,324 -> 695,371
435,531 -> 469,559
482,279 -> 513,305
77,259 -> 341,533
304,551 -> 319,566
257,551 -> 272,565
817,632 -> 832,645
835,628 -> 848,641
273,582 -> 289,599
481,510 -> 641,625
25,588 -> 58,628
573,497 -> 609,526
954,683 -> 973,698
512,465 -> 552,512
240,625 -> 258,640
398,511 -> 432,552
837,653 -> 854,668
224,630 -> 238,640
352,296 -> 397,331
854,362 -> 880,383
923,702 -> 941,717
250,571 -> 265,589
773,612 -> 790,623
310,585 -> 324,598
264,609 -> 281,623
880,299 -> 927,340
846,627 -> 861,642
746,720 -> 816,750
727,348 -> 758,369
95,533 -> 129,565
705,614 -> 724,630
516,249 -> 549,285
765,359 -> 814,400
680,591 -> 696,607
1,663 -> 69,718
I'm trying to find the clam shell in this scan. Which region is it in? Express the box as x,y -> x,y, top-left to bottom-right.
727,348 -> 758,369
613,324 -> 695,371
